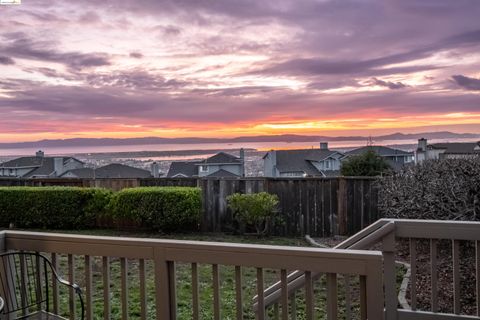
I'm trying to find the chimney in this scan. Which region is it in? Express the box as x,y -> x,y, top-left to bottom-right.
36,150 -> 44,157
271,150 -> 277,177
53,157 -> 65,176
320,142 -> 329,150
151,162 -> 160,178
239,148 -> 245,177
418,138 -> 427,152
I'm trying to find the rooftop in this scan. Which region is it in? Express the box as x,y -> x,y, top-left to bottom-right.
346,145 -> 413,157
272,149 -> 342,175
428,141 -> 480,154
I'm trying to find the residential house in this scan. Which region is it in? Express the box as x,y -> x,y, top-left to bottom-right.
263,143 -> 344,177
415,138 -> 480,163
167,150 -> 245,178
0,150 -> 84,178
166,161 -> 199,178
345,145 -> 414,171
61,163 -> 152,179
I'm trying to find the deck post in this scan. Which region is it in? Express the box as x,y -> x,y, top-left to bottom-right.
366,257 -> 385,320
154,247 -> 174,320
383,231 -> 397,320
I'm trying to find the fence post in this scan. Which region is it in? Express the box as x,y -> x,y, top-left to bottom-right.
337,177 -> 348,235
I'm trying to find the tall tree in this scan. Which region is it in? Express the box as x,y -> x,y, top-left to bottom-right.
341,150 -> 391,176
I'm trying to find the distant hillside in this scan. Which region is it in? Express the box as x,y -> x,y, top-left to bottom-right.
0,131 -> 478,149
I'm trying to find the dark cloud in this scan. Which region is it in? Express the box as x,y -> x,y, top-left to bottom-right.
154,25 -> 182,37
20,10 -> 69,23
129,52 -> 143,59
1,80 -> 479,126
370,78 -> 408,90
256,28 -> 480,78
452,75 -> 480,91
1,34 -> 110,69
0,56 -> 15,65
78,11 -> 101,24
85,70 -> 188,91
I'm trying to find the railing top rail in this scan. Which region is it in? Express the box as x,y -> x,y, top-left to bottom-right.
335,219 -> 391,249
3,230 -> 379,257
3,230 -> 382,275
383,218 -> 480,241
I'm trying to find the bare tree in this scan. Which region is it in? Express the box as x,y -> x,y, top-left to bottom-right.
378,158 -> 480,220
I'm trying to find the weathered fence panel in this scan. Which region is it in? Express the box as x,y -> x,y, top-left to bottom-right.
0,177 -> 380,236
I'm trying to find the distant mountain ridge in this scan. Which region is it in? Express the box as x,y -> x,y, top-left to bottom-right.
0,131 -> 479,149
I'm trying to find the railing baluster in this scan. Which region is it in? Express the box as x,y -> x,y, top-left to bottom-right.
168,261 -> 177,319
257,268 -> 265,320
453,240 -> 460,314
305,271 -> 314,320
345,275 -> 352,320
281,269 -> 288,320
192,263 -> 200,320
290,293 -> 297,320
68,254 -> 76,320
430,239 -> 438,312
213,264 -> 221,320
477,240 -> 480,317
120,257 -> 128,320
102,256 -> 110,320
360,275 -> 367,320
235,266 -> 243,320
51,253 -> 59,314
85,255 -> 93,320
327,273 -> 338,320
410,238 -> 417,311
139,259 -> 147,320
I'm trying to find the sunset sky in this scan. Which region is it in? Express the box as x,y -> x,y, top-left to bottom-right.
0,0 -> 479,143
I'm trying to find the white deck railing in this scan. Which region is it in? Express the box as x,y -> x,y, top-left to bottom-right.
262,219 -> 480,320
0,230 -> 384,320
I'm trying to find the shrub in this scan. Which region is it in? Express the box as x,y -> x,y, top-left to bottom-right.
378,158 -> 480,220
341,150 -> 391,176
227,192 -> 279,235
0,187 -> 112,229
109,187 -> 202,232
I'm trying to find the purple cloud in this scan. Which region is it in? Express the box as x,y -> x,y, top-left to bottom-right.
0,56 -> 15,65
129,52 -> 143,59
1,34 -> 110,69
0,0 -> 479,137
452,75 -> 480,91
370,78 -> 408,90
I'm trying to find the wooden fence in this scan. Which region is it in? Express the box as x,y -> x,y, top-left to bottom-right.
0,177 -> 380,236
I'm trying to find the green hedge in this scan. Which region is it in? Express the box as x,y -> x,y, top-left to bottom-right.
108,187 -> 202,232
0,187 -> 112,229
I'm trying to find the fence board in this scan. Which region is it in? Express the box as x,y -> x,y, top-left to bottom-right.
0,177 -> 379,236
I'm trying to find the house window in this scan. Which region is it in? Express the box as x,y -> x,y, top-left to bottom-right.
200,165 -> 209,173
325,160 -> 331,169
282,172 -> 303,177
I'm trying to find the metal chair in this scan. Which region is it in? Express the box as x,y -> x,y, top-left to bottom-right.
0,252 -> 84,319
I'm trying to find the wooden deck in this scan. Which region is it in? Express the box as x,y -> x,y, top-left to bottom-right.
1,218 -> 480,319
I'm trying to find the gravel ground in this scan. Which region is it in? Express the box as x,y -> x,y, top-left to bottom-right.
397,239 -> 477,316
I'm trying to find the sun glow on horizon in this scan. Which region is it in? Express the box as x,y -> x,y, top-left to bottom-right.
1,111 -> 480,143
